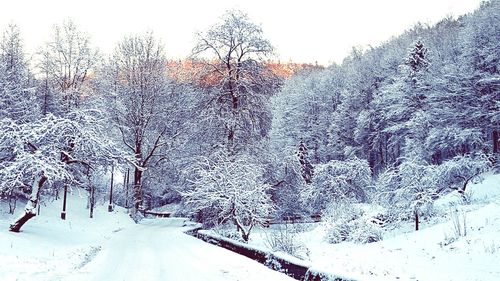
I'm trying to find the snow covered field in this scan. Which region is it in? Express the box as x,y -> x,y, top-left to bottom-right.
0,194 -> 293,281
249,174 -> 500,281
1,175 -> 499,281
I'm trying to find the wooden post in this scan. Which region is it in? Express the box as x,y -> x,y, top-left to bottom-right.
125,168 -> 130,208
61,184 -> 68,220
415,210 -> 419,231
88,167 -> 94,218
108,165 -> 114,212
89,184 -> 95,218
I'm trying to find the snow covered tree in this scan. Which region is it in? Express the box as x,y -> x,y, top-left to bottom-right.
0,110 -> 125,232
375,159 -> 438,230
0,24 -> 38,123
183,152 -> 273,242
192,9 -> 281,154
434,153 -> 492,196
378,39 -> 432,163
267,151 -> 308,220
460,0 -> 500,157
100,32 -> 183,220
298,140 -> 314,184
327,51 -> 362,155
37,20 -> 98,113
305,157 -> 372,212
407,40 -> 430,79
270,67 -> 337,164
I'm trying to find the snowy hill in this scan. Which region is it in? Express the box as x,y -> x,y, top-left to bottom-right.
248,173 -> 500,281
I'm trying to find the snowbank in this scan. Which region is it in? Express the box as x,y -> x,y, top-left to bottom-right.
0,190 -> 134,281
249,173 -> 500,281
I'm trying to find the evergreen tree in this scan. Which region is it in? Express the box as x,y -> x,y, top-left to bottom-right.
298,140 -> 314,184
379,39 -> 432,162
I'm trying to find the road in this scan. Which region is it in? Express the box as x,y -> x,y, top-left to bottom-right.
67,219 -> 294,281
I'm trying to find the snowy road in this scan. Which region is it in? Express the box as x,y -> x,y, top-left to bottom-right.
67,219 -> 293,281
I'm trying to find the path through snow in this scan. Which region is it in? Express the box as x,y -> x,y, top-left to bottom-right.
67,219 -> 294,281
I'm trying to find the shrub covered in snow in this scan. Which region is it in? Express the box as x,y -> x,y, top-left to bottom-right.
264,223 -> 310,259
374,154 -> 492,230
323,202 -> 382,244
434,153 -> 492,195
304,157 -> 372,212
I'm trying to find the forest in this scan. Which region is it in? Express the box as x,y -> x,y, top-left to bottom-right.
0,0 -> 498,243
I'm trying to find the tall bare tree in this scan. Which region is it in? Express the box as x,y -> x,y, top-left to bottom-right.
38,20 -> 98,113
192,10 -> 281,154
102,32 -> 178,220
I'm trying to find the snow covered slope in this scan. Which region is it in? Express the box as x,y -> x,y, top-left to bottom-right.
251,173 -> 500,281
0,192 -> 293,281
0,192 -> 134,280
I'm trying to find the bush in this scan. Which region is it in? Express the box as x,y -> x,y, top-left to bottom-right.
350,220 -> 383,243
323,202 -> 383,244
213,223 -> 246,243
264,224 -> 310,259
305,157 -> 372,211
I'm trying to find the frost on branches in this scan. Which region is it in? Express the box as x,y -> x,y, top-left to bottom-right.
375,154 -> 492,230
304,157 -> 372,212
183,153 -> 273,242
0,111 -> 126,231
375,159 -> 437,230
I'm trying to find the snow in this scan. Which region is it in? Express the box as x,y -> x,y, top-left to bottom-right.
249,173 -> 500,281
0,192 -> 293,281
2,174 -> 499,281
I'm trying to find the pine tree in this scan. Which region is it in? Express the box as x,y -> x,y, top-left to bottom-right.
379,39 -> 432,162
298,140 -> 314,184
408,40 -> 430,76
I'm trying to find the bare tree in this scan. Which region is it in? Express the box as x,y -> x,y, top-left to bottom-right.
38,20 -> 98,113
192,9 -> 281,154
102,32 -> 178,220
183,152 -> 274,242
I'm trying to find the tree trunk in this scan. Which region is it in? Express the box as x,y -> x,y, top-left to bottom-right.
125,168 -> 130,209
8,195 -> 16,214
133,168 -> 142,210
89,184 -> 95,218
233,215 -> 252,243
10,172 -> 47,232
241,232 -> 250,243
493,130 -> 499,154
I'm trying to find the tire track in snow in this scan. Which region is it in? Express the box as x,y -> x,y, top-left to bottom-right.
66,219 -> 294,281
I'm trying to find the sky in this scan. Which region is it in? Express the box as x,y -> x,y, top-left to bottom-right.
0,0 -> 484,66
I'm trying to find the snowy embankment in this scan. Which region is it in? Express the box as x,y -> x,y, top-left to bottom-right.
0,192 -> 134,280
248,173 -> 500,281
0,192 -> 294,281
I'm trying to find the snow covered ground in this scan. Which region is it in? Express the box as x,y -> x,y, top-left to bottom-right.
2,175 -> 499,281
0,193 -> 293,281
249,173 -> 500,281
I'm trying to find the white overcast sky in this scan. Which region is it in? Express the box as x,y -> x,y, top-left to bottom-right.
0,0 -> 483,65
